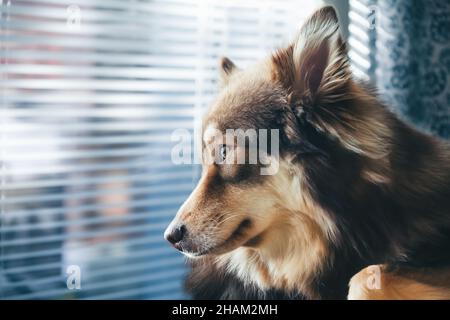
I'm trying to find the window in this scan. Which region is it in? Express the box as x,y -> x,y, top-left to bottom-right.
0,0 -> 321,299
347,0 -> 376,82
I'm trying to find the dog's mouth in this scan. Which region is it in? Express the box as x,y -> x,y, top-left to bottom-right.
181,218 -> 253,258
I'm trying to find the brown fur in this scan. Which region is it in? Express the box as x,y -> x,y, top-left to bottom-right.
165,6 -> 450,300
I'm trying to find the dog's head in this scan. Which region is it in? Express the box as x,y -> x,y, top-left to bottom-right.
164,6 -> 393,258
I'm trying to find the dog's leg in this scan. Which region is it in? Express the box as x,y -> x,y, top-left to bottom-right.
348,265 -> 450,300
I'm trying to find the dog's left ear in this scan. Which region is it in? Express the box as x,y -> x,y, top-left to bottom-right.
219,56 -> 238,87
272,6 -> 349,103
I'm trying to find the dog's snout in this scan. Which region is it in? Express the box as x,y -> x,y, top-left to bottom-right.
165,224 -> 187,246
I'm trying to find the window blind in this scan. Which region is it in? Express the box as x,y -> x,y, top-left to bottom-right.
0,0 -> 320,299
347,0 -> 376,82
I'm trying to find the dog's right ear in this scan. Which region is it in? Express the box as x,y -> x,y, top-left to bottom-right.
274,6 -> 392,164
219,57 -> 237,87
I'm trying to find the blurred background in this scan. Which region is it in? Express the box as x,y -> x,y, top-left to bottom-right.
0,0 -> 448,299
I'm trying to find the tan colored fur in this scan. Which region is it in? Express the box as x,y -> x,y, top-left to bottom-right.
214,160 -> 334,298
349,265 -> 450,300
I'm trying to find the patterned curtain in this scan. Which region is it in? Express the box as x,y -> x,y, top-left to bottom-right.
374,0 -> 449,138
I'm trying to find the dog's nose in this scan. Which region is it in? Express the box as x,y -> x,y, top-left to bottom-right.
165,224 -> 187,245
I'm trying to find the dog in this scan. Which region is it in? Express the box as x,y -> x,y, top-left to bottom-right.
164,6 -> 450,299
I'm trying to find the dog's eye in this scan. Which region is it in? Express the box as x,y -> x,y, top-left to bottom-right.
219,145 -> 229,161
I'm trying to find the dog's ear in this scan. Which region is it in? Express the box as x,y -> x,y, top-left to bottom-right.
219,57 -> 237,86
272,6 -> 349,101
274,6 -> 393,164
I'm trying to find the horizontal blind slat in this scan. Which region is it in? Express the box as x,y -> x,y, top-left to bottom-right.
3,159 -> 192,177
2,183 -> 194,205
1,235 -> 173,262
4,268 -> 186,300
3,171 -> 193,192
3,194 -> 187,219
1,220 -> 169,247
1,256 -> 183,289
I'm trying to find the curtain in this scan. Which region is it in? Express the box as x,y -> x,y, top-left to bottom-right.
375,0 -> 450,138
